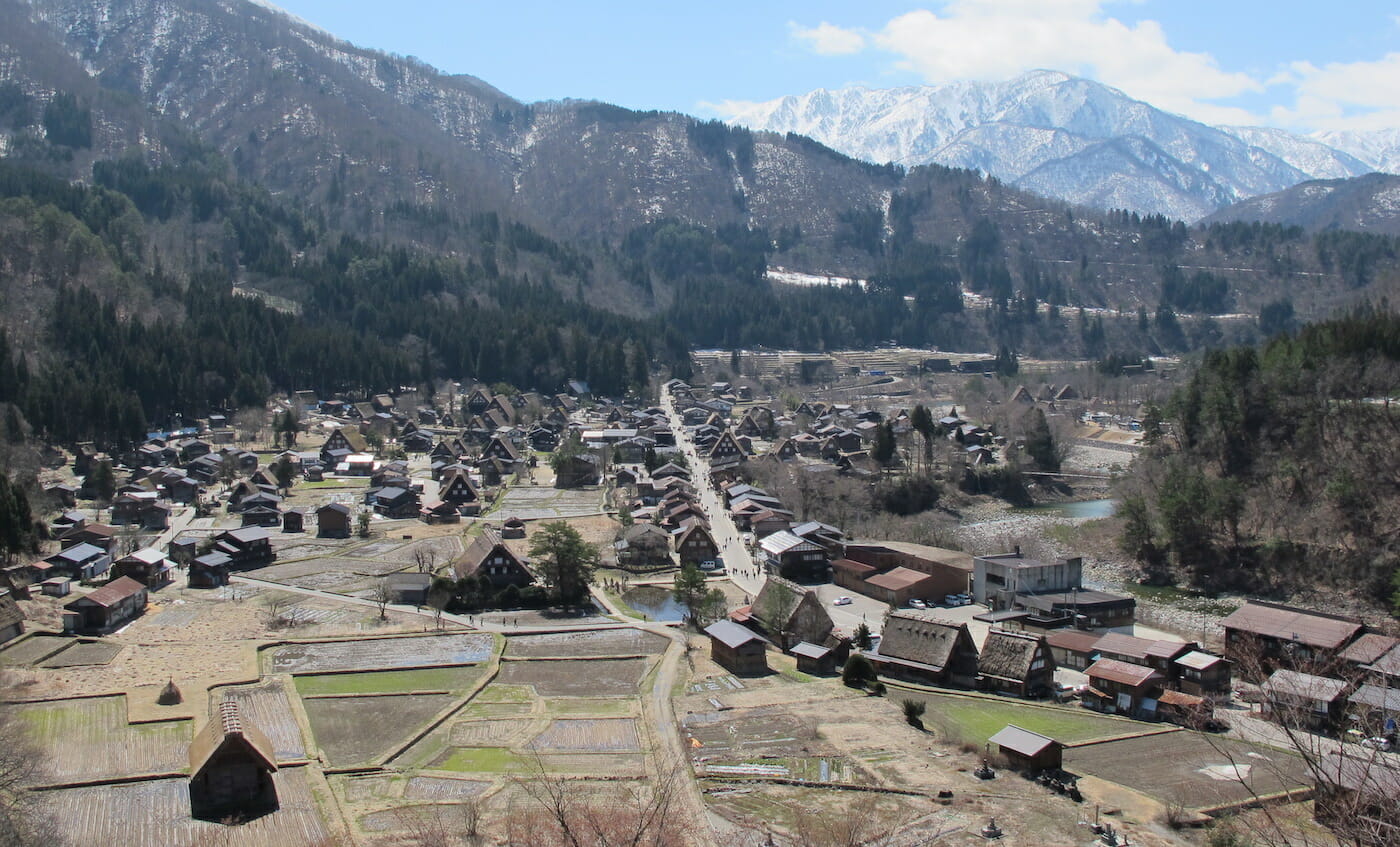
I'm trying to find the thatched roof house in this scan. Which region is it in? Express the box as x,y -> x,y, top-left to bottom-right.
977,630 -> 1055,698
867,611 -> 979,687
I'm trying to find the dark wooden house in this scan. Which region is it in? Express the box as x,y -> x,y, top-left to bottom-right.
704,620 -> 768,675
452,527 -> 534,590
189,701 -> 279,821
316,503 -> 353,539
1083,658 -> 1165,719
64,576 -> 148,632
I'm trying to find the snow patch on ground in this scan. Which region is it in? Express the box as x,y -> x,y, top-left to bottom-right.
766,268 -> 868,290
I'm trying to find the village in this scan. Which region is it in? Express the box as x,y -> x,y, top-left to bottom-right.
0,350 -> 1396,847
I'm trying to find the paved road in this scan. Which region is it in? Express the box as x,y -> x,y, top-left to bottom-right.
659,392 -> 765,599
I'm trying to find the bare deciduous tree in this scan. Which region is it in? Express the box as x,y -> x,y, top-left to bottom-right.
412,546 -> 439,575
0,687 -> 57,847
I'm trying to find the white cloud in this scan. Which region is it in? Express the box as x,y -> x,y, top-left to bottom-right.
790,21 -> 866,56
1270,53 -> 1400,131
790,1 -> 1263,125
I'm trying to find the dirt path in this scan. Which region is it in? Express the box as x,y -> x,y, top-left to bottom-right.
645,629 -> 717,847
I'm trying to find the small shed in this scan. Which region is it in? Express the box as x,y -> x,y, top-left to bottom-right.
316,503 -> 352,539
500,516 -> 526,539
791,640 -> 837,676
281,509 -> 305,533
189,701 -> 279,820
64,576 -> 148,632
704,620 -> 768,676
989,724 -> 1063,772
40,577 -> 72,597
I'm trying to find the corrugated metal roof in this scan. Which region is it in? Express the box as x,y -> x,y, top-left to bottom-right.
1221,601 -> 1362,650
1086,658 -> 1163,687
705,620 -> 764,649
989,724 -> 1058,757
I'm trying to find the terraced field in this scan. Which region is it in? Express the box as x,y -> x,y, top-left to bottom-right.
270,633 -> 494,674
304,694 -> 456,766
495,658 -> 650,697
18,697 -> 190,784
505,628 -> 669,658
46,769 -> 330,847
528,718 -> 642,753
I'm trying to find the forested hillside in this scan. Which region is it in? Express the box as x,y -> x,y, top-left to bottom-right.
2,0 -> 1400,455
1118,311 -> 1400,609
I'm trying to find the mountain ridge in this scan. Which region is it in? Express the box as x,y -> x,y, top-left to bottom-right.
723,71 -> 1389,223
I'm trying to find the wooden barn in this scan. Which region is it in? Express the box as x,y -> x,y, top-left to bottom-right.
704,620 -> 768,675
63,576 -> 148,632
188,701 -> 279,820
989,724 -> 1063,772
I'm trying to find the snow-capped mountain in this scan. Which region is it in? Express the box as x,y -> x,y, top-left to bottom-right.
1313,128 -> 1400,175
724,71 -> 1382,222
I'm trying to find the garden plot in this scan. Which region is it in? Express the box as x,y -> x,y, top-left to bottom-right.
361,804 -> 474,835
0,634 -> 73,666
295,666 -> 482,697
270,633 -> 494,673
268,541 -> 345,561
45,769 -> 330,847
494,486 -> 603,519
687,675 -> 746,695
496,658 -> 650,697
304,694 -> 456,766
528,718 -> 642,753
280,570 -> 378,593
405,775 -> 490,800
1065,732 -> 1311,811
449,719 -> 530,747
17,696 -> 189,784
683,708 -> 819,758
216,678 -> 306,760
259,555 -> 409,583
505,628 -> 668,658
380,535 -> 463,565
280,604 -> 355,625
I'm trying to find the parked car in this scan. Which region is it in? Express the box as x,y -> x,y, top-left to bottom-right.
1361,737 -> 1394,752
908,598 -> 927,609
833,596 -> 853,606
698,560 -> 721,571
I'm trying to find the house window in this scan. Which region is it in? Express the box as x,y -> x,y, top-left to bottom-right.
1030,659 -> 1045,671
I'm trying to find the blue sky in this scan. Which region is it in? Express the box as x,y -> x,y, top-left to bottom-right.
265,0 -> 1400,131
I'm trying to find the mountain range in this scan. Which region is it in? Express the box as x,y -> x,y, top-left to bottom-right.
723,71 -> 1398,223
0,0 -> 1396,385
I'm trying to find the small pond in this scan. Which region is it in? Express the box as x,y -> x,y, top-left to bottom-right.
621,585 -> 687,622
1012,499 -> 1118,519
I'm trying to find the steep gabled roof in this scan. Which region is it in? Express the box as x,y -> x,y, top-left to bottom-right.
876,611 -> 976,671
189,701 -> 278,776
979,630 -> 1048,682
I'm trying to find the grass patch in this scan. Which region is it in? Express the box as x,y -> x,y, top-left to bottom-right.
543,699 -> 632,717
294,666 -> 481,698
599,589 -> 646,620
778,667 -> 818,684
473,684 -> 534,703
431,746 -> 529,774
300,481 -> 360,490
907,692 -> 1135,748
458,701 -> 533,719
